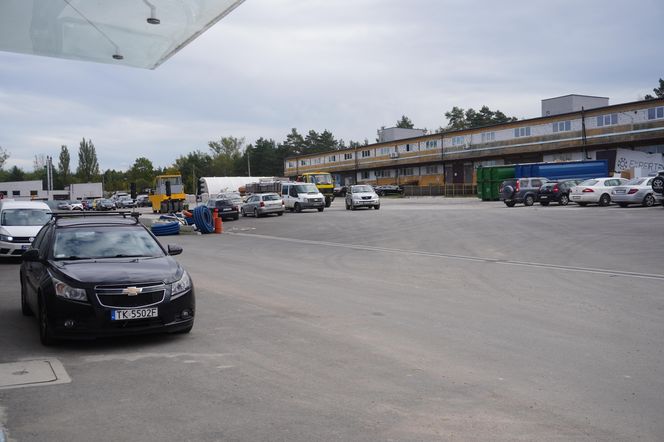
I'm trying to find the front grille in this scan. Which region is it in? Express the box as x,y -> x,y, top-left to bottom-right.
361,196 -> 372,200
10,237 -> 32,243
95,282 -> 166,308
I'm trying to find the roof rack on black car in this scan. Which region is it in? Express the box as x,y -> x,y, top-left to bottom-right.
51,211 -> 141,223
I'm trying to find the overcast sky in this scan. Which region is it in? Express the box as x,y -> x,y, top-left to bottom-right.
1,0 -> 662,172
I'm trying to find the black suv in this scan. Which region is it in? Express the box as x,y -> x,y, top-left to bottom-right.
499,177 -> 549,207
20,212 -> 195,345
537,179 -> 583,206
206,198 -> 240,221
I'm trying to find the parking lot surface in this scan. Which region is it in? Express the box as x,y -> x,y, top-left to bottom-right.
1,198 -> 662,441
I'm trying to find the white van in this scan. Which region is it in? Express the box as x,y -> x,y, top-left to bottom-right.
281,182 -> 325,213
0,200 -> 51,258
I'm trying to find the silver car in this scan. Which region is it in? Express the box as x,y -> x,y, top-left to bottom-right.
611,177 -> 662,207
241,193 -> 285,217
345,185 -> 380,210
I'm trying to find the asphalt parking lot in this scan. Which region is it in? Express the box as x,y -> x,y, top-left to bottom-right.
1,197 -> 663,441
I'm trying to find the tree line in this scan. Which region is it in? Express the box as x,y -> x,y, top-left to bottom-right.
1,77 -> 661,194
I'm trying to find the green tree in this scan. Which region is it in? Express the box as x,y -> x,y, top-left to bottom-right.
7,165 -> 25,181
58,145 -> 71,186
102,169 -> 126,192
173,150 -> 213,194
76,138 -> 100,182
0,146 -> 8,170
395,115 -> 415,129
645,78 -> 664,100
127,157 -> 155,193
208,136 -> 244,176
243,138 -> 280,177
440,105 -> 517,131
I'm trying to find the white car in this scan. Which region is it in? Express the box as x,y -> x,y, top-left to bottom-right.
569,177 -> 627,206
611,177 -> 663,207
345,185 -> 380,210
0,200 -> 51,258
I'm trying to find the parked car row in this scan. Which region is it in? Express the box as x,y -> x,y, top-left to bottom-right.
500,176 -> 663,208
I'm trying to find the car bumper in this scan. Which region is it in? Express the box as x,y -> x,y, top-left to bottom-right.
0,240 -> 31,257
611,193 -> 661,204
45,289 -> 195,339
570,193 -> 599,203
219,209 -> 239,219
537,193 -> 561,203
259,206 -> 285,214
299,201 -> 325,209
351,199 -> 379,206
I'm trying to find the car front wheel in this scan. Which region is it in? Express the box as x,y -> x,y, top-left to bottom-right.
559,194 -> 569,206
39,296 -> 55,346
598,194 -> 611,206
643,194 -> 655,207
20,275 -> 32,316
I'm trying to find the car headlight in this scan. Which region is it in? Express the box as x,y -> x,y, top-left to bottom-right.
171,271 -> 192,299
0,234 -> 13,242
51,275 -> 88,302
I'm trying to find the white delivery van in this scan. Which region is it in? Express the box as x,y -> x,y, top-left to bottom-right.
0,200 -> 51,258
281,182 -> 325,213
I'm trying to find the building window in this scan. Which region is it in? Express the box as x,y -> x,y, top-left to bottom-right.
452,136 -> 465,146
30,190 -> 38,196
375,170 -> 392,178
596,114 -> 618,127
12,191 -> 20,196
300,160 -> 307,166
360,171 -> 370,179
328,155 -> 336,162
313,158 -> 321,165
288,161 -> 295,168
399,168 -> 415,176
424,165 -> 439,175
361,150 -> 371,158
481,132 -> 495,143
514,127 -> 531,137
552,121 -> 572,132
379,147 -> 391,155
344,153 -> 353,160
647,107 -> 664,120
425,140 -> 439,149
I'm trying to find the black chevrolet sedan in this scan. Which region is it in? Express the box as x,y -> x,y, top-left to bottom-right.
20,212 -> 195,345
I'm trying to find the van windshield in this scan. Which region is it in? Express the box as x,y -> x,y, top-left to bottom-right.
295,184 -> 319,193
310,174 -> 332,185
1,209 -> 51,226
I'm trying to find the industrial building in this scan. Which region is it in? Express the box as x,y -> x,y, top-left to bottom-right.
284,95 -> 664,190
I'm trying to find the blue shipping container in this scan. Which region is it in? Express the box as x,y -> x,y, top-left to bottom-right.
515,160 -> 608,180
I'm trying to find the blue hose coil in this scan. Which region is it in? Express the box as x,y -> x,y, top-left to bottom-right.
151,221 -> 180,236
192,206 -> 214,234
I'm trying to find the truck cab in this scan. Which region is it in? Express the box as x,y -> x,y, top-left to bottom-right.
298,172 -> 334,207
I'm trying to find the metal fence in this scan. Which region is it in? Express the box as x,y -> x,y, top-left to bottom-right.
401,184 -> 477,197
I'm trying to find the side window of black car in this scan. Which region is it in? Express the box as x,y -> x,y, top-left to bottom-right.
32,225 -> 50,256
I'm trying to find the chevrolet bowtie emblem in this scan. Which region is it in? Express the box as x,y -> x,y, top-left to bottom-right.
123,286 -> 143,296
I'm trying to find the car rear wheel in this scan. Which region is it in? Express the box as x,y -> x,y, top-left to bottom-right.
345,201 -> 350,210
599,193 -> 611,206
504,201 -> 516,207
254,208 -> 260,218
643,194 -> 655,207
524,195 -> 535,206
294,203 -> 302,213
559,194 -> 569,206
39,296 -> 55,346
241,208 -> 247,217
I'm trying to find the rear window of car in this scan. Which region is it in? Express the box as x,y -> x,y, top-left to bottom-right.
263,194 -> 280,201
624,178 -> 646,185
579,179 -> 598,186
53,226 -> 164,260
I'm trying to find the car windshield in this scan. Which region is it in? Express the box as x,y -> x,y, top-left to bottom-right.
1,209 -> 51,226
579,179 -> 598,186
263,194 -> 280,201
624,178 -> 646,185
353,186 -> 374,193
310,174 -> 332,185
53,226 -> 164,260
295,184 -> 319,193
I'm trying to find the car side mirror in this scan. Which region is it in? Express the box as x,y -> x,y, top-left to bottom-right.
167,245 -> 183,256
22,249 -> 40,262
